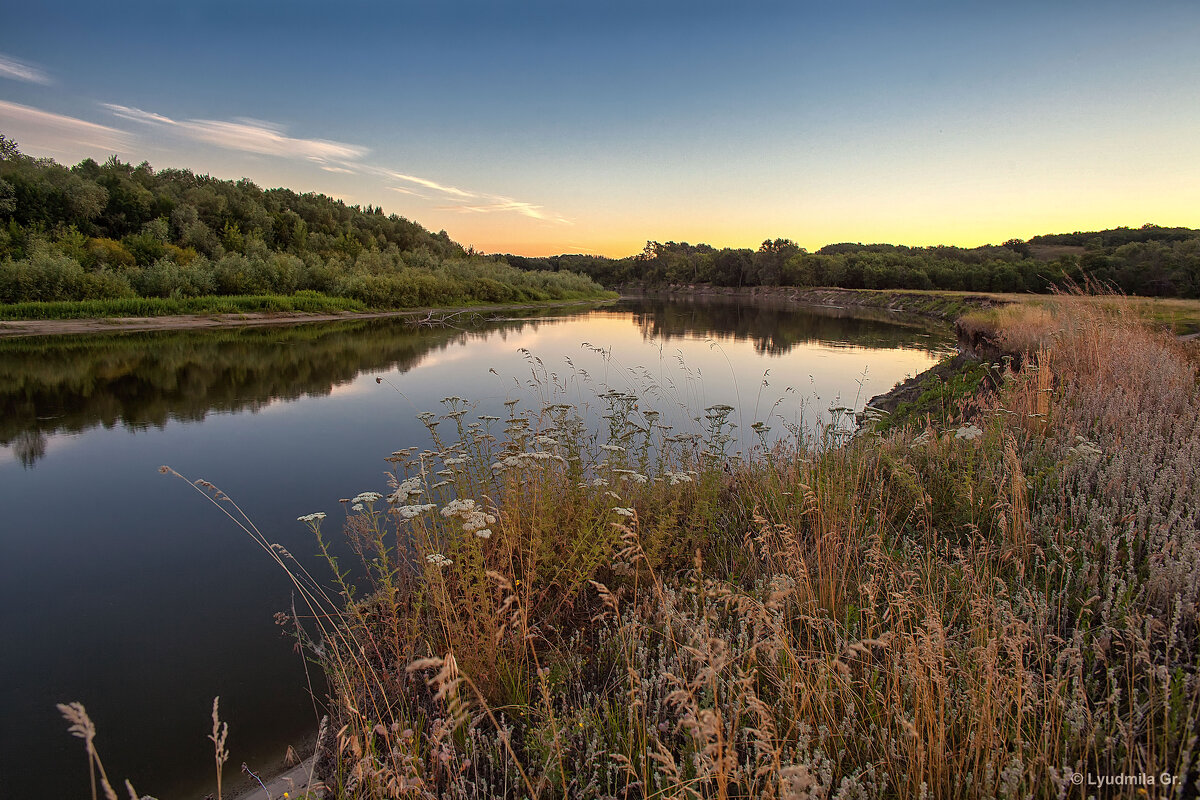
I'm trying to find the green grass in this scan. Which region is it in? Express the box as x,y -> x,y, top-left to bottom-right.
0,292 -> 368,320
0,289 -> 618,322
870,355 -> 1000,433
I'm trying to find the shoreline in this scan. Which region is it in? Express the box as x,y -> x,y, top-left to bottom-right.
0,285 -> 1019,339
0,298 -> 616,338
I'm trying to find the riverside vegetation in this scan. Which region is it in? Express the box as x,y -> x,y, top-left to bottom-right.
64,296 -> 1200,799
0,134 -> 608,317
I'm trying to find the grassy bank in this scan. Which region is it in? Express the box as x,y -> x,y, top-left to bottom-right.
0,292 -> 367,320
246,298 -> 1194,799
64,298 -> 1200,799
0,286 -> 616,322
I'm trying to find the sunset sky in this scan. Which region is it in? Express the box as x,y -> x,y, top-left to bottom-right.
1,0 -> 1198,257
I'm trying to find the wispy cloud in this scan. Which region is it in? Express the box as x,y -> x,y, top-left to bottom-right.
0,100 -> 127,154
386,171 -> 476,199
102,104 -> 175,126
436,199 -> 555,222
0,53 -> 52,85
388,186 -> 429,199
437,198 -> 573,224
98,101 -> 570,224
100,103 -> 368,161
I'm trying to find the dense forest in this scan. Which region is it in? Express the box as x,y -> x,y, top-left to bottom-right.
0,134 -> 605,309
507,227 -> 1200,297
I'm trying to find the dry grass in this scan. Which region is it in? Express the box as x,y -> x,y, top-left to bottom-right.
266,297 -> 1198,799
60,297 -> 1200,798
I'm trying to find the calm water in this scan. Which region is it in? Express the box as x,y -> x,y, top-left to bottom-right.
0,297 -> 952,798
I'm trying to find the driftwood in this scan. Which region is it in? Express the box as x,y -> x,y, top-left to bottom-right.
405,308 -> 492,329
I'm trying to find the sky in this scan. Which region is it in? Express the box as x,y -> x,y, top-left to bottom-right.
1,0 -> 1198,257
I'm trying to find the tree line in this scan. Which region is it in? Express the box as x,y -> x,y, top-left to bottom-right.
506,227 -> 1200,298
0,133 -> 604,307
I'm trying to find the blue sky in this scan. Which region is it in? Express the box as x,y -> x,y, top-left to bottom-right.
2,1 -> 1198,256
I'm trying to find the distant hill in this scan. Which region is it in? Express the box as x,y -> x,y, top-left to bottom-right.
503,226 -> 1200,297
0,132 -> 606,308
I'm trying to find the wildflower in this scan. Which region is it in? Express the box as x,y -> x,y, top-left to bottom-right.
416,411 -> 436,422
599,444 -> 625,452
296,512 -> 326,523
442,498 -> 477,516
612,469 -> 649,484
954,424 -> 983,441
394,503 -> 437,519
535,435 -> 559,446
442,498 -> 497,532
443,457 -> 469,466
425,553 -> 453,567
665,471 -> 693,485
352,503 -> 364,512
475,529 -> 492,539
478,415 -> 500,421
613,507 -> 635,517
388,477 -> 424,504
352,491 -> 383,504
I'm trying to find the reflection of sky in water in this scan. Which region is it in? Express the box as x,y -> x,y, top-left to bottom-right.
0,301 -> 951,799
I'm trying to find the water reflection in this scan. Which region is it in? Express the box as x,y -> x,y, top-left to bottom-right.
628,294 -> 946,355
0,299 -> 947,468
0,314 -> 541,467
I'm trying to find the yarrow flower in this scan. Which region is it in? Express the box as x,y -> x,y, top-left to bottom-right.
954,424 -> 983,441
395,503 -> 437,519
388,477 -> 424,505
352,503 -> 364,512
613,507 -> 635,517
475,529 -> 493,539
352,491 -> 383,505
441,498 -> 497,532
425,553 -> 453,567
297,512 -> 326,523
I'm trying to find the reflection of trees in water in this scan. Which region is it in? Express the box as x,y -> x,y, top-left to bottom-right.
12,430 -> 46,468
0,315 -> 559,466
624,296 -> 950,356
1,301 -> 950,467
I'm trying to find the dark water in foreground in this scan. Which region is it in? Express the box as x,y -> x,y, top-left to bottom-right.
0,298 -> 952,798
